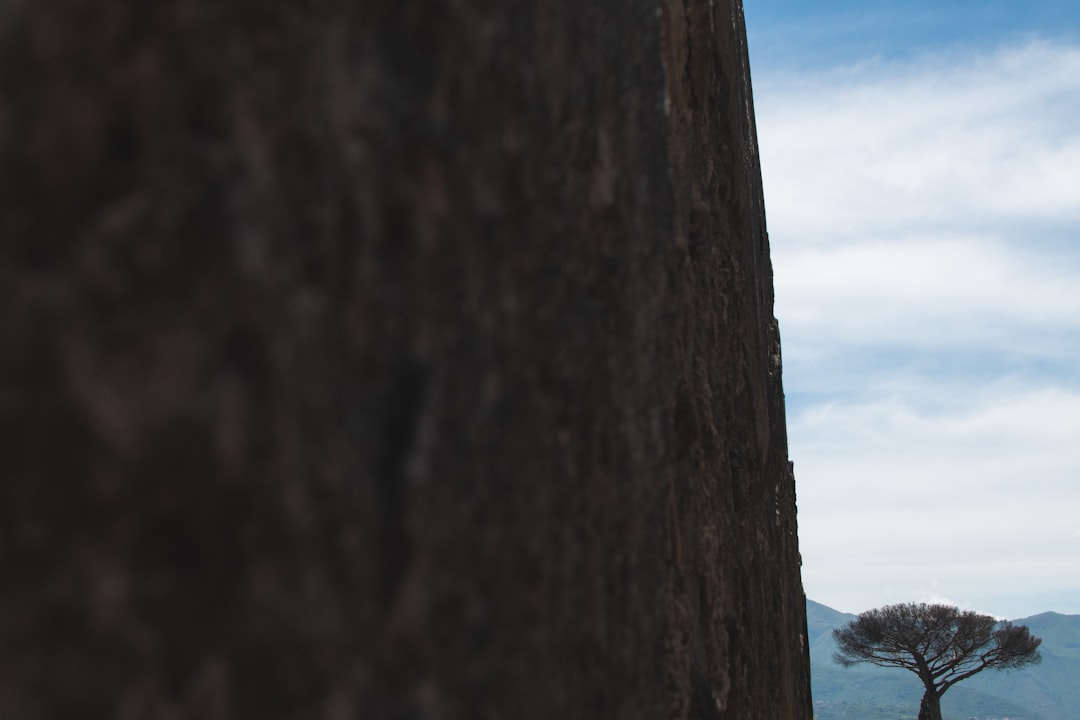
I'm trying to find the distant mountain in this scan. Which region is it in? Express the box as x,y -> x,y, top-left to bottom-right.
806,599 -> 1080,720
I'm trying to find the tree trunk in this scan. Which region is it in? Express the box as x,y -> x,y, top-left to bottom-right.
918,689 -> 944,720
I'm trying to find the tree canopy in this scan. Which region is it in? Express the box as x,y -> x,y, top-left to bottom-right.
833,602 -> 1041,720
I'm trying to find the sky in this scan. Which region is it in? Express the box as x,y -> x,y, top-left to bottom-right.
744,0 -> 1080,620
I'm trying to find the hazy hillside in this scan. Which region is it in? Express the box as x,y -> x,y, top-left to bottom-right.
808,600 -> 1080,720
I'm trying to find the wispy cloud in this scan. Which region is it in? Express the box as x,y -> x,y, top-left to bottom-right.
755,39 -> 1080,619
760,41 -> 1080,239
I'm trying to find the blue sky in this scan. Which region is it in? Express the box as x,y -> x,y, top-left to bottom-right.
745,1 -> 1080,619
749,0 -> 1080,67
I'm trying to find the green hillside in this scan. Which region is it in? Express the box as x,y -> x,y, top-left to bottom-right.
807,600 -> 1080,720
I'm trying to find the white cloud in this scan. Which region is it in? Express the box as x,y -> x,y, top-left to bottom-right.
776,236 -> 1080,356
794,385 -> 1080,619
756,39 -> 1080,619
758,41 -> 1080,245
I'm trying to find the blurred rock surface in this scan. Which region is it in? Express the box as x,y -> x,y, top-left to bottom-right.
0,1 -> 811,717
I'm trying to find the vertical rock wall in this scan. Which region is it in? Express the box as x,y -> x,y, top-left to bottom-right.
0,0 -> 811,718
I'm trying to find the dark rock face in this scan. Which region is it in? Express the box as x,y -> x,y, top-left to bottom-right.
0,1 -> 811,718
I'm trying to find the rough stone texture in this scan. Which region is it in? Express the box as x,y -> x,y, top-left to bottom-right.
0,1 -> 811,718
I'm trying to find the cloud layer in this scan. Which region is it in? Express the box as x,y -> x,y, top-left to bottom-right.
754,40 -> 1080,619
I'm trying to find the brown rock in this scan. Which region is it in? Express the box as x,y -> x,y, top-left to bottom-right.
0,0 -> 811,718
